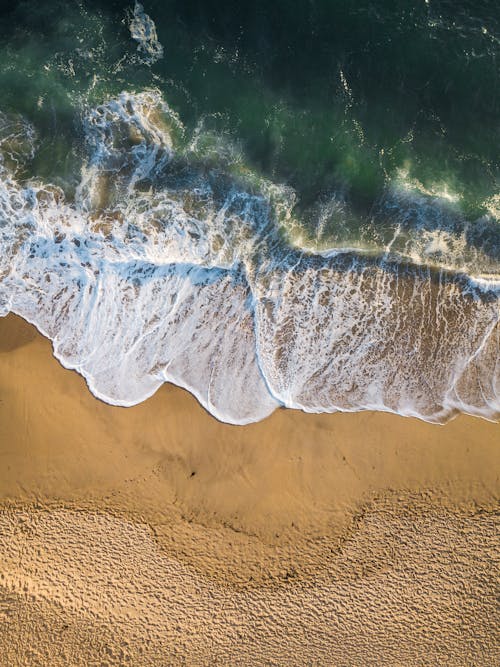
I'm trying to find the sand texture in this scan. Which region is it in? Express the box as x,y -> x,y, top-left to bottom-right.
0,314 -> 499,666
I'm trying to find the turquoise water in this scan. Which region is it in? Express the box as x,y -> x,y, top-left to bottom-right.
0,1 -> 498,423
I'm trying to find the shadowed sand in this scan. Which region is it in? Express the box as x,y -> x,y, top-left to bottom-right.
0,313 -> 498,665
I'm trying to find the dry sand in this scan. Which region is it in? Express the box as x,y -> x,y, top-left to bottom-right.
0,313 -> 498,665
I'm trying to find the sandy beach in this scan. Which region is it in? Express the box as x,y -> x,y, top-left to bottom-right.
0,312 -> 498,665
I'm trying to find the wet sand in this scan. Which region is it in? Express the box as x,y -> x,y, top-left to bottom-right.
0,313 -> 498,665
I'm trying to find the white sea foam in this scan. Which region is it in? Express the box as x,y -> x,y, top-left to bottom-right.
0,91 -> 498,424
128,2 -> 164,64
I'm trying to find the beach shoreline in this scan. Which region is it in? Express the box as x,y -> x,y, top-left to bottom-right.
0,312 -> 498,664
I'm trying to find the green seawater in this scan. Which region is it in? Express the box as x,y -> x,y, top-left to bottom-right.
0,0 -> 498,256
0,1 -> 498,424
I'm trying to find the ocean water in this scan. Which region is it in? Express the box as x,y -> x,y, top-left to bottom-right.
0,1 -> 498,424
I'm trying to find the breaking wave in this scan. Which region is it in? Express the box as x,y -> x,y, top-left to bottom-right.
0,91 -> 498,424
